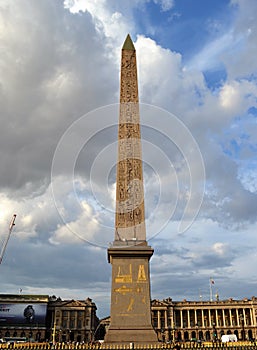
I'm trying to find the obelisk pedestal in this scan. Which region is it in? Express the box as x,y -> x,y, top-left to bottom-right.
104,35 -> 158,344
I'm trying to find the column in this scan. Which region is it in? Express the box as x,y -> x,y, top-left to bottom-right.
222,309 -> 225,326
215,309 -> 219,326
249,308 -> 253,326
187,310 -> 190,328
236,309 -> 239,326
165,309 -> 168,328
157,311 -> 161,329
180,310 -> 183,328
229,309 -> 232,326
208,309 -> 212,327
201,310 -> 205,327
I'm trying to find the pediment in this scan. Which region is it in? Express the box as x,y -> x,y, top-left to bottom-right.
62,299 -> 86,307
151,299 -> 168,307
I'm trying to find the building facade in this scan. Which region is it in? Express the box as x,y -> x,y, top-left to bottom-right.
2,294 -> 257,343
0,294 -> 98,343
151,297 -> 257,342
97,297 -> 257,342
46,296 -> 98,343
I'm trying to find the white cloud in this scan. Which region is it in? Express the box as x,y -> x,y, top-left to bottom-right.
50,199 -> 100,245
212,242 -> 227,256
186,31 -> 236,72
219,80 -> 257,114
153,0 -> 174,12
65,0 -> 132,60
221,0 -> 257,78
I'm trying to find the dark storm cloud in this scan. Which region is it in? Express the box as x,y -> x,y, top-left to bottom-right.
1,240 -> 109,288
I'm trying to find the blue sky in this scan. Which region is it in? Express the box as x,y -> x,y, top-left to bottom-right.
135,0 -> 233,56
0,0 -> 257,319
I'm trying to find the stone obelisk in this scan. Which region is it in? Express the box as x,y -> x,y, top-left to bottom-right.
104,35 -> 158,344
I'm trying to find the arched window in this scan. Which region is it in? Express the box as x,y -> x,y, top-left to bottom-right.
191,331 -> 196,340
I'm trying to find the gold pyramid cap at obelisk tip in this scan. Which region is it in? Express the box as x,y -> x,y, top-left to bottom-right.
122,34 -> 135,50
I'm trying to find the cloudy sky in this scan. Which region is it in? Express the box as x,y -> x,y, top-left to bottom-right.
0,0 -> 257,319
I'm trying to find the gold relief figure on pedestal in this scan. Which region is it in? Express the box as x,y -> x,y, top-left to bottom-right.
137,264 -> 147,282
114,285 -> 133,295
136,286 -> 143,293
127,297 -> 134,311
115,264 -> 132,283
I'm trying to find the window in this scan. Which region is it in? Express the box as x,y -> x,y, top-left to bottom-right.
153,312 -> 158,328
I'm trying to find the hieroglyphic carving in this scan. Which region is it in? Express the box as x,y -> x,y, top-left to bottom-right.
112,263 -> 150,317
118,140 -> 136,159
127,298 -> 134,311
118,123 -> 141,140
137,265 -> 147,282
120,50 -> 138,103
115,264 -> 132,283
114,286 -> 133,295
115,35 -> 147,240
120,103 -> 139,124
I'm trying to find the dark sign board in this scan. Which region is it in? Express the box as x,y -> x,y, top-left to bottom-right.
0,303 -> 47,326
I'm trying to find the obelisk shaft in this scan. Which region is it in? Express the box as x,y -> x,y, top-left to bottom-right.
105,35 -> 158,344
115,34 -> 146,245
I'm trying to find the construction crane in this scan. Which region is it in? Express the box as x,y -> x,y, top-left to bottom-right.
0,214 -> 17,264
